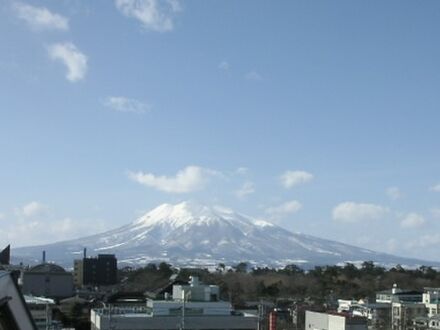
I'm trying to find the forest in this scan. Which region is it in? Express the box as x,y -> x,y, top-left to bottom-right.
119,261 -> 440,305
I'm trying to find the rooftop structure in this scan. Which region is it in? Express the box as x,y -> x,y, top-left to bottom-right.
376,284 -> 423,304
90,276 -> 258,330
20,258 -> 74,299
0,245 -> 10,266
0,271 -> 36,330
23,295 -> 57,330
305,310 -> 367,330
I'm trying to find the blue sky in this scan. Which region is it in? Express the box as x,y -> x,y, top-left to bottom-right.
1,0 -> 440,261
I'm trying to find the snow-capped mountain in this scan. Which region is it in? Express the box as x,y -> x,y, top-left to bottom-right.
12,201 -> 438,268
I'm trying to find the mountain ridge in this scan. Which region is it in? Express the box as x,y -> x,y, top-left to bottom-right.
12,201 -> 439,269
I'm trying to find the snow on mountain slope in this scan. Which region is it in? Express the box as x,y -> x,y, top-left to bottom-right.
12,201 -> 438,268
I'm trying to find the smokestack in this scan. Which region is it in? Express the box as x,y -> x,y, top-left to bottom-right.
42,250 -> 46,263
83,248 -> 87,259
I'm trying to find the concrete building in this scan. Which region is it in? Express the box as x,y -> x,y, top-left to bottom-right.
305,311 -> 367,330
90,276 -> 258,330
338,299 -> 391,328
423,288 -> 440,318
74,253 -> 117,287
24,295 -> 59,330
391,302 -> 427,330
0,271 -> 36,330
376,284 -> 423,304
21,263 -> 74,299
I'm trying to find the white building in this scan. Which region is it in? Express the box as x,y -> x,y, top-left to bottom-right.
423,288 -> 440,318
23,295 -> 59,330
305,311 -> 367,330
90,276 -> 258,330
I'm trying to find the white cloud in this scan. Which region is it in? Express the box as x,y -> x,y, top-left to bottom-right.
431,208 -> 440,219
386,187 -> 402,200
0,213 -> 4,220
265,200 -> 302,218
408,234 -> 440,248
235,167 -> 249,175
386,238 -> 398,253
430,183 -> 440,192
1,217 -> 108,248
280,170 -> 314,189
16,201 -> 47,218
245,70 -> 263,81
235,182 -> 255,198
332,202 -> 389,223
115,0 -> 181,32
218,61 -> 230,71
400,212 -> 425,228
104,96 -> 150,114
47,42 -> 87,82
128,165 -> 219,193
13,2 -> 69,31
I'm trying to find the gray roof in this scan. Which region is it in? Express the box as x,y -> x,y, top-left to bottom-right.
28,263 -> 66,273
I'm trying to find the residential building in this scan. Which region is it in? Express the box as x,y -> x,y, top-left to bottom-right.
74,254 -> 117,287
423,288 -> 440,318
338,299 -> 391,328
305,310 -> 367,330
376,284 -> 423,304
24,295 -> 60,330
90,276 -> 258,330
391,302 -> 427,330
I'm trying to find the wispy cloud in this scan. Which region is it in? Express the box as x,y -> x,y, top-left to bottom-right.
430,183 -> 440,192
400,212 -> 425,228
235,181 -> 255,198
280,170 -> 314,189
15,201 -> 47,218
0,216 -> 108,248
128,165 -> 220,193
332,202 -> 389,223
408,233 -> 440,248
235,167 -> 249,176
47,42 -> 88,82
386,186 -> 402,200
115,0 -> 181,32
218,61 -> 230,71
12,2 -> 69,31
431,208 -> 440,219
245,70 -> 263,81
104,96 -> 150,114
265,200 -> 302,219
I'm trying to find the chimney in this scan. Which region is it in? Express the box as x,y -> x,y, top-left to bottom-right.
83,248 -> 87,259
42,250 -> 46,263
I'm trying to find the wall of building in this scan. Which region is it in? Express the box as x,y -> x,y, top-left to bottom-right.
91,311 -> 257,330
21,273 -> 73,298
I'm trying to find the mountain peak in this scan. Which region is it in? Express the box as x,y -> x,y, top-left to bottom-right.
13,200 -> 438,268
133,201 -> 242,229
